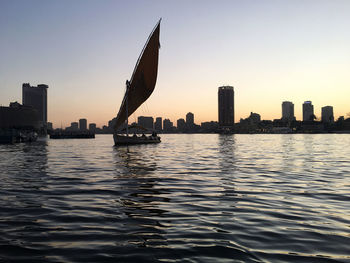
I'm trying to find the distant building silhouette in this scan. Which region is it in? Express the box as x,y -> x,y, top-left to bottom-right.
79,118 -> 87,131
138,116 -> 154,130
102,125 -> 109,132
71,122 -> 79,130
303,101 -> 314,121
186,112 -> 194,128
22,83 -> 48,134
201,121 -> 218,132
0,102 -> 39,130
337,116 -> 344,122
47,122 -> 53,131
218,86 -> 234,128
240,112 -> 261,124
154,117 -> 162,131
282,101 -> 295,122
177,118 -> 186,132
108,118 -> 117,132
89,123 -> 97,132
321,106 -> 334,123
249,112 -> 261,123
163,118 -> 173,132
236,112 -> 261,133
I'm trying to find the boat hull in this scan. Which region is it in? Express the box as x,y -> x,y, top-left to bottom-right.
114,134 -> 161,145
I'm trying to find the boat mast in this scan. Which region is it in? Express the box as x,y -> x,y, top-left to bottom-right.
125,80 -> 129,136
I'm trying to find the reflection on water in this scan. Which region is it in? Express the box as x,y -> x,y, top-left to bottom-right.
113,146 -> 168,250
0,139 -> 48,210
0,139 -> 49,262
114,145 -> 158,176
218,134 -> 236,174
0,134 -> 350,262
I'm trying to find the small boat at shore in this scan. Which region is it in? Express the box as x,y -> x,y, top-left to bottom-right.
113,20 -> 161,146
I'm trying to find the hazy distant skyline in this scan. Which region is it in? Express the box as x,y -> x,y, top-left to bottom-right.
1,0 -> 349,128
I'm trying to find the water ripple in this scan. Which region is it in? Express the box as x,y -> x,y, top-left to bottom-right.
1,134 -> 350,262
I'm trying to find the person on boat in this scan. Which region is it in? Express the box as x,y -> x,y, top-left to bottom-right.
133,133 -> 137,138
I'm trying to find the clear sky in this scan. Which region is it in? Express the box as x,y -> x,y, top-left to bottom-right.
1,0 -> 349,128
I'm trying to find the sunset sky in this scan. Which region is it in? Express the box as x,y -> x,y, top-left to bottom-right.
1,0 -> 350,128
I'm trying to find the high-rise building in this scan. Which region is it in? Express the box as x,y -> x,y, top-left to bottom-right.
154,117 -> 162,131
79,118 -> 87,131
177,118 -> 186,131
282,101 -> 295,122
303,101 -> 314,121
163,119 -> 173,132
218,86 -> 234,128
89,123 -> 97,132
138,116 -> 154,130
22,83 -> 48,133
186,112 -> 194,127
321,106 -> 334,123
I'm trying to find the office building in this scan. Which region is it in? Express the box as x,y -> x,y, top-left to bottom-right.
154,117 -> 162,131
71,122 -> 79,130
186,112 -> 194,127
177,118 -> 186,131
303,101 -> 314,121
248,112 -> 261,124
239,112 -> 261,125
201,121 -> 219,131
22,83 -> 48,133
282,101 -> 295,122
218,86 -> 234,128
107,118 -> 117,131
79,118 -> 87,131
138,116 -> 154,130
0,102 -> 39,130
89,123 -> 97,132
321,106 -> 334,123
163,119 -> 173,132
236,112 -> 262,133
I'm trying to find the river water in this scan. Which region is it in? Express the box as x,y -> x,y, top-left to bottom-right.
0,134 -> 349,262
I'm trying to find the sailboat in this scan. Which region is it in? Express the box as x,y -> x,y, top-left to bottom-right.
113,20 -> 161,145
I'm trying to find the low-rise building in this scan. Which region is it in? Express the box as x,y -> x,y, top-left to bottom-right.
0,102 -> 39,130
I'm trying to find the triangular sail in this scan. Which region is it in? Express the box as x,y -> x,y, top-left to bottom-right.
114,20 -> 161,130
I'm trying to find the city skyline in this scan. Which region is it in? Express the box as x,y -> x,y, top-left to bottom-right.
3,82 -> 344,130
51,97 -> 342,130
1,0 -> 350,127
